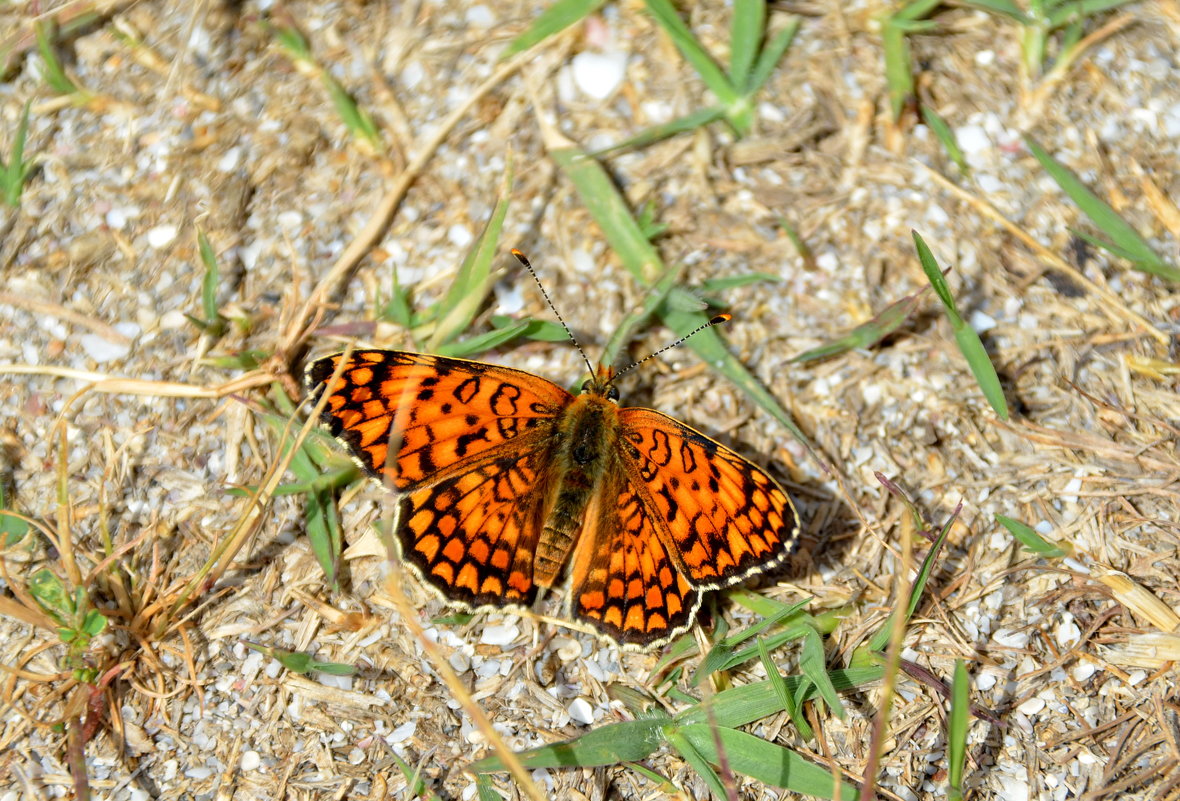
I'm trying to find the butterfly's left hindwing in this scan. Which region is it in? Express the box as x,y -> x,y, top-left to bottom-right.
305,351 -> 573,491
568,469 -> 702,647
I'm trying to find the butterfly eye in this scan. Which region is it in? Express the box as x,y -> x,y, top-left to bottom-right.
606,385 -> 620,401
580,379 -> 594,393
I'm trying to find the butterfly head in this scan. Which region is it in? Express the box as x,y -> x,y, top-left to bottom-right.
580,365 -> 620,401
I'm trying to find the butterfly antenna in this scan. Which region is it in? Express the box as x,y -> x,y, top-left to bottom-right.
512,249 -> 595,377
608,313 -> 732,385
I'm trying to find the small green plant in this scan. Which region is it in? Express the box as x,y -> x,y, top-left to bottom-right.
968,0 -> 1139,79
34,21 -> 95,105
1,100 -> 35,207
28,569 -> 108,680
547,137 -> 813,449
242,642 -> 358,676
185,230 -> 230,339
266,16 -> 384,154
508,1 -> 798,146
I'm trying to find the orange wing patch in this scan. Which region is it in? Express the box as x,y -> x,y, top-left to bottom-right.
616,408 -> 799,590
568,472 -> 701,647
306,351 -> 572,491
396,443 -> 557,608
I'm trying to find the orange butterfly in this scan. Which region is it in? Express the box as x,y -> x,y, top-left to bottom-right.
305,255 -> 799,649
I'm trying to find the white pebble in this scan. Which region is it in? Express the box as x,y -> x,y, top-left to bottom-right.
448,224 -> 473,247
567,697 -> 595,725
955,124 -> 990,156
146,224 -> 178,249
975,672 -> 997,691
1017,697 -> 1045,716
997,774 -> 1030,801
480,622 -> 520,646
1071,662 -> 1097,682
386,720 -> 416,746
992,629 -> 1029,648
240,751 -> 261,771
449,650 -> 472,673
571,51 -> 628,100
970,310 -> 997,333
277,211 -> 302,230
159,309 -> 190,330
974,50 -> 995,66
465,5 -> 494,27
80,321 -> 140,363
1055,615 -> 1080,649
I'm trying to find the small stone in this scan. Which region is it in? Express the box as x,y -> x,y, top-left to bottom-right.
1017,697 -> 1045,716
146,224 -> 178,249
240,750 -> 261,771
571,51 -> 628,100
480,622 -> 520,647
970,310 -> 997,333
567,697 -> 594,725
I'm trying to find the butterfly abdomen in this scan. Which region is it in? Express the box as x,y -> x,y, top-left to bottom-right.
533,395 -> 619,587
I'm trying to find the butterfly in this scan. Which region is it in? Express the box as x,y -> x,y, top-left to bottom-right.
305,257 -> 800,649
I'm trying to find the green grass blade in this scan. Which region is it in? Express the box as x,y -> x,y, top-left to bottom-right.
468,718 -> 667,773
502,0 -> 609,57
996,514 -> 1069,557
439,319 -> 534,358
676,725 -> 860,798
881,15 -> 915,120
589,107 -> 726,157
35,21 -> 83,97
2,100 -> 33,207
425,174 -> 512,350
759,637 -> 812,739
792,284 -> 927,363
1046,0 -> 1138,28
961,0 -> 1030,22
321,74 -> 383,152
913,231 -> 1009,419
1024,137 -> 1178,281
642,0 -> 739,108
475,774 -> 499,801
947,660 -> 969,801
549,143 -> 812,448
676,668 -> 884,729
921,106 -> 968,174
747,18 -> 799,95
728,0 -> 765,90
663,728 -> 728,799
866,501 -> 958,653
800,625 -> 844,720
698,272 -> 781,293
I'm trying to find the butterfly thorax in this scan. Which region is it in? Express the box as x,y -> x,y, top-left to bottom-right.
533,390 -> 619,587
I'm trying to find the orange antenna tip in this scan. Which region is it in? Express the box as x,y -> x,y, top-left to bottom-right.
711,313 -> 732,324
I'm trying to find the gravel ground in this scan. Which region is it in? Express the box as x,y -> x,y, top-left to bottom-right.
2,2 -> 1179,799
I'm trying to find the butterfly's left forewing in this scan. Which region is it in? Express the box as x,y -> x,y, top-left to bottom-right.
305,350 -> 573,491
